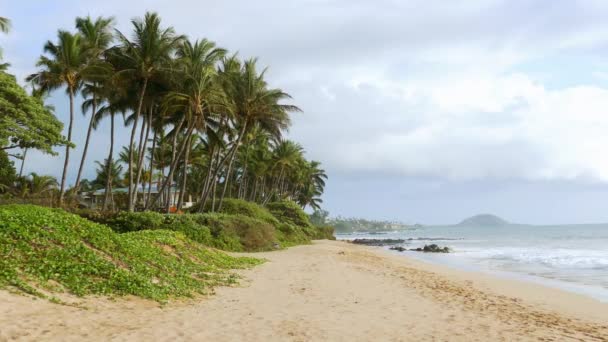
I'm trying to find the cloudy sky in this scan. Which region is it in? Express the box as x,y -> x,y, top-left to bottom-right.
4,0 -> 608,224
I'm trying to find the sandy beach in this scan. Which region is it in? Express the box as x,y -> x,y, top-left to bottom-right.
1,240 -> 607,341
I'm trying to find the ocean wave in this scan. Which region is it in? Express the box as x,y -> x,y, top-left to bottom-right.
405,237 -> 464,241
462,248 -> 608,269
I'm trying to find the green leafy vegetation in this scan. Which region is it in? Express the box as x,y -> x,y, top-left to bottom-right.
0,71 -> 65,154
0,12 -> 335,303
102,199 -> 334,251
0,205 -> 261,302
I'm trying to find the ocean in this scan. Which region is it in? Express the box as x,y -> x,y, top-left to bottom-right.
336,224 -> 608,302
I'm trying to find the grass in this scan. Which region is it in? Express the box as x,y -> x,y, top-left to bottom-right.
0,205 -> 262,302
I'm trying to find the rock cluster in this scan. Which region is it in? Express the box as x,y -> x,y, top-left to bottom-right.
350,239 -> 405,246
389,244 -> 451,253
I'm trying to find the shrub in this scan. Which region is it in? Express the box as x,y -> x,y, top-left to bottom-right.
194,213 -> 276,252
0,205 -> 261,302
71,208 -> 115,224
163,215 -> 213,246
215,198 -> 280,226
267,200 -> 313,229
275,223 -> 310,247
314,225 -> 336,240
109,211 -> 165,232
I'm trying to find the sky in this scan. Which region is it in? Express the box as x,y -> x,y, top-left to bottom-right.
3,0 -> 608,224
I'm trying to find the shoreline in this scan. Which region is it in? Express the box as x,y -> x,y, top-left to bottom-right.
384,246 -> 608,304
2,240 -> 607,341
339,231 -> 608,304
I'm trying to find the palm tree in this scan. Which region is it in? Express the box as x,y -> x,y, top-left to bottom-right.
160,38 -> 226,211
0,17 -> 9,33
0,16 -> 9,60
73,16 -> 115,191
27,30 -> 92,205
93,159 -> 123,189
13,173 -> 58,198
296,161 -> 327,210
0,16 -> 9,61
113,11 -> 184,211
29,172 -> 59,196
217,58 -> 299,210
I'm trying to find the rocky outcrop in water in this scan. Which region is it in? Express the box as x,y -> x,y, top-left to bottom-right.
388,244 -> 451,253
350,239 -> 405,246
413,244 -> 450,253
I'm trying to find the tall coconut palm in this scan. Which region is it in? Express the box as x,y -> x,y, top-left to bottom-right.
92,78 -> 129,210
73,15 -> 115,191
217,58 -> 299,210
296,160 -> 327,210
160,38 -> 226,211
271,140 -> 304,197
113,11 -> 184,211
27,30 -> 91,205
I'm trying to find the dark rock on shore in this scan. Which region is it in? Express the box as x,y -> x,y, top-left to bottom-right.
350,238 -> 405,246
389,246 -> 406,252
411,244 -> 450,253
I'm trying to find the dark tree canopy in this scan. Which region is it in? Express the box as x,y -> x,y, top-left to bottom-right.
0,71 -> 66,154
0,149 -> 16,188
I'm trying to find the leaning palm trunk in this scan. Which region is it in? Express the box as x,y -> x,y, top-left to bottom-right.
145,129 -> 157,208
238,142 -> 252,199
159,117 -> 185,212
211,172 -> 218,212
59,88 -> 75,206
176,134 -> 192,211
103,113 -> 115,211
133,110 -> 152,209
127,78 -> 148,212
74,93 -> 97,191
197,146 -> 216,213
250,177 -> 259,202
217,122 -> 248,211
148,121 -> 192,210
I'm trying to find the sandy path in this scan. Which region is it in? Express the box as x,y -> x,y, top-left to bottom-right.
1,240 -> 607,341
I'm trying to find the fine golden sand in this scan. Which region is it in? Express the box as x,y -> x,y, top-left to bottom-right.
1,240 -> 607,341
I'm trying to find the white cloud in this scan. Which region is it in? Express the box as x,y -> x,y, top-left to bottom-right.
6,0 -> 608,187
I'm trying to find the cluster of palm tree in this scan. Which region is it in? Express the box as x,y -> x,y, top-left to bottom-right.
11,173 -> 58,200
25,12 -> 327,212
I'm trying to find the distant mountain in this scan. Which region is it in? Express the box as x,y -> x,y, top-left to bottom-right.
457,214 -> 509,227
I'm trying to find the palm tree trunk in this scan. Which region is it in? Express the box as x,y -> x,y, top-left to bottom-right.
18,148 -> 27,178
59,87 -> 75,206
251,177 -> 258,202
211,172 -> 218,212
217,122 -> 248,211
103,113 -> 115,211
176,134 -> 191,211
161,118 -> 185,212
148,120 -> 191,210
145,129 -> 157,208
127,78 -> 148,212
198,146 -> 217,212
74,93 -> 97,191
134,110 -> 152,209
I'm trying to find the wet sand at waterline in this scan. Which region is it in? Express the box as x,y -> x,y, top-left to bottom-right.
1,240 -> 607,341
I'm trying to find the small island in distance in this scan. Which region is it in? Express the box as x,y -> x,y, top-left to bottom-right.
456,214 -> 510,227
